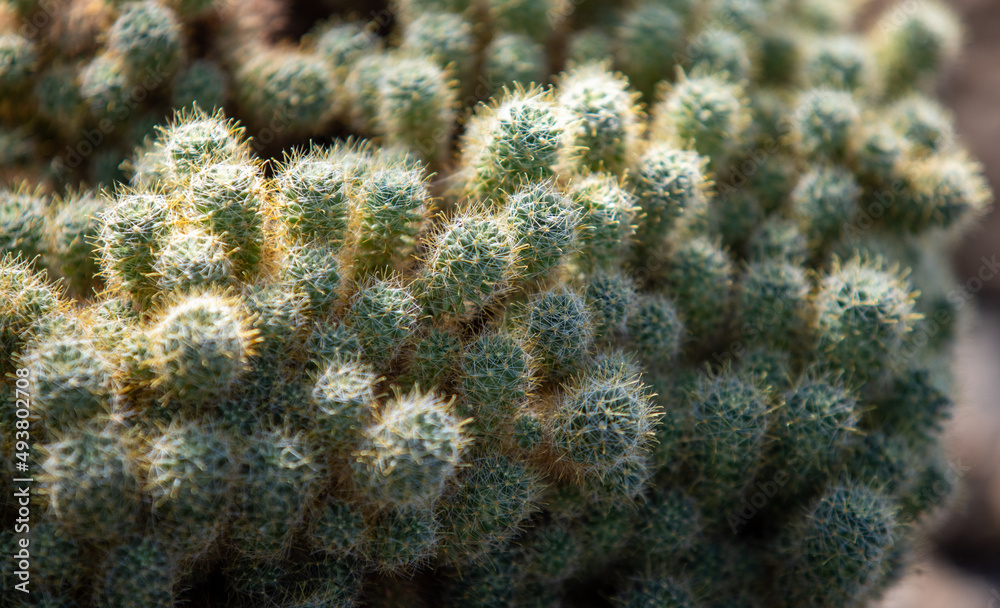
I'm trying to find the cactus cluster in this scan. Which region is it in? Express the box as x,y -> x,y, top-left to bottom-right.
0,0 -> 991,607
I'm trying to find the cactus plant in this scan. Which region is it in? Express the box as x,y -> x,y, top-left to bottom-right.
0,0 -> 989,605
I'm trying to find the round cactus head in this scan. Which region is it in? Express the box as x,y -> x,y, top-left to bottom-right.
311,498 -> 369,558
814,255 -> 917,383
460,86 -> 572,203
776,480 -> 897,607
769,373 -> 859,492
365,505 -> 440,573
45,189 -> 105,296
1,254 -> 63,372
275,148 -> 353,248
107,1 -> 183,78
872,0 -> 962,96
630,144 -> 711,261
791,164 -> 860,246
345,277 -> 421,370
459,328 -> 534,429
353,388 -> 470,507
153,227 -> 234,295
684,28 -> 752,82
804,35 -> 871,90
39,428 -> 143,543
404,328 -> 462,390
235,49 -> 337,135
748,217 -> 808,263
890,95 -> 956,155
584,269 -> 638,340
626,292 -> 685,364
504,180 -> 579,282
97,191 -> 171,307
438,455 -> 543,563
351,155 -> 430,274
278,242 -> 343,317
636,488 -> 703,560
23,331 -> 113,435
687,365 -> 770,512
149,292 -> 256,410
79,54 -> 129,120
172,59 -> 228,111
312,20 -> 381,72
2,183 -> 48,263
549,350 -> 659,475
418,207 -> 516,320
14,522 -> 82,597
481,33 -> 547,92
145,420 -> 237,559
309,357 -> 380,449
157,108 -> 248,179
557,62 -> 641,174
566,28 -> 613,65
0,33 -> 36,90
187,160 -> 267,276
486,0 -> 568,43
518,286 -> 595,380
651,72 -> 751,170
894,152 -> 991,233
231,428 -> 322,558
790,88 -> 861,161
615,3 -> 685,98
374,53 -> 457,164
568,173 -> 638,272
664,235 -> 734,343
737,259 -> 812,349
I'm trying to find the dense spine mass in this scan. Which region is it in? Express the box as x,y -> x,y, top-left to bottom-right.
0,0 -> 987,606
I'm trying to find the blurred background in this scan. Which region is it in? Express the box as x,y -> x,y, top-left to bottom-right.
873,0 -> 1000,605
